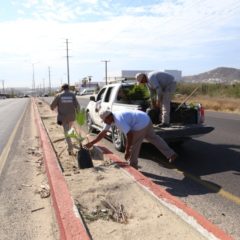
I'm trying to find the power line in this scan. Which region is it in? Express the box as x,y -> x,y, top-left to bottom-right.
151,1 -> 240,40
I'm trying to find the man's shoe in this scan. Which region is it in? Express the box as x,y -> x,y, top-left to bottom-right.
128,162 -> 139,170
68,150 -> 74,156
169,153 -> 177,163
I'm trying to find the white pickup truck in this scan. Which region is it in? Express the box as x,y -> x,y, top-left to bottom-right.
86,81 -> 214,152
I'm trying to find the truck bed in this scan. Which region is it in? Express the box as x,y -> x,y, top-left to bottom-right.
112,101 -> 214,142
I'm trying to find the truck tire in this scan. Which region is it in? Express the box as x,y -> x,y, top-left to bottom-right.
111,126 -> 125,152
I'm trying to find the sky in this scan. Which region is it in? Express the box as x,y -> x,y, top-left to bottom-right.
0,0 -> 240,88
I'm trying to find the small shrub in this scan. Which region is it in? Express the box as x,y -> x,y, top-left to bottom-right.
176,82 -> 240,99
123,84 -> 150,101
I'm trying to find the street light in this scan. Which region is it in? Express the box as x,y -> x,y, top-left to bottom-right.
66,39 -> 70,85
88,76 -> 92,88
32,62 -> 39,96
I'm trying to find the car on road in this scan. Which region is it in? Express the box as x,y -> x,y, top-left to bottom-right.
79,89 -> 95,96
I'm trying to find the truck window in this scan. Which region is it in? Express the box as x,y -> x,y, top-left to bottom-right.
117,87 -> 128,102
103,87 -> 114,102
96,88 -> 106,101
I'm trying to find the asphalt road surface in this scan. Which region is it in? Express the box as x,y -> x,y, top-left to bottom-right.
44,96 -> 240,239
0,98 -> 58,239
136,111 -> 240,239
0,98 -> 29,154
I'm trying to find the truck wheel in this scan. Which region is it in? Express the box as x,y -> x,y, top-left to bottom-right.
112,126 -> 125,152
86,112 -> 94,133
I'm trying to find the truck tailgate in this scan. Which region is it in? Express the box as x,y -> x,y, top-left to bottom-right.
154,124 -> 214,141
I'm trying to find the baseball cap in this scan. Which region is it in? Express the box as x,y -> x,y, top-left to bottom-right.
61,83 -> 69,90
99,110 -> 112,120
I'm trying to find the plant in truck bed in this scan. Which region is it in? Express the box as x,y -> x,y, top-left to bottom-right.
121,84 -> 150,111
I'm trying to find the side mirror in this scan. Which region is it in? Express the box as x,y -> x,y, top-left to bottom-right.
90,96 -> 95,101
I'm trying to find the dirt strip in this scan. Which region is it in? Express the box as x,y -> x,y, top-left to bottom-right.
33,99 -> 91,240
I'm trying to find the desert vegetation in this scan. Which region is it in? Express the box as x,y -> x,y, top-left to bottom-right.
174,83 -> 240,113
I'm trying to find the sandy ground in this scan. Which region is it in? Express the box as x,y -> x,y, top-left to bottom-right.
37,99 -> 208,240
0,100 -> 58,240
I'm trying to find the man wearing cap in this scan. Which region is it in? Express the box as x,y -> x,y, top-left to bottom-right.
50,83 -> 80,155
136,71 -> 176,127
85,109 -> 177,169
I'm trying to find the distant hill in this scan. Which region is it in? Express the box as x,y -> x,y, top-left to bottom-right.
182,67 -> 240,83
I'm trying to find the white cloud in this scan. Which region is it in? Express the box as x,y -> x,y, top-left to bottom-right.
21,0 -> 39,9
80,0 -> 98,4
1,0 -> 240,87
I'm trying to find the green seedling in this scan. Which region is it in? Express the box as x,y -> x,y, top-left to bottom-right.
66,108 -> 87,148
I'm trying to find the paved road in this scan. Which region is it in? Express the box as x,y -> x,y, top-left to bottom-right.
0,98 -> 29,154
44,96 -> 240,239
0,98 -> 58,239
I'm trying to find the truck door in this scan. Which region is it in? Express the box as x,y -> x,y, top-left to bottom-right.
95,86 -> 114,126
92,87 -> 106,126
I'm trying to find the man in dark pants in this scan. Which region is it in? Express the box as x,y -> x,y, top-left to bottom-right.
136,71 -> 176,127
50,84 -> 80,155
85,109 -> 177,169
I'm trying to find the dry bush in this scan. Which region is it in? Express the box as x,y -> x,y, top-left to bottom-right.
173,95 -> 240,113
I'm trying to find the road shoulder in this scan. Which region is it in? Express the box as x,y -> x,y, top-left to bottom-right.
0,99 -> 58,240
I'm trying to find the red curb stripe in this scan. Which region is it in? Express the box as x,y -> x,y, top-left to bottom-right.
80,129 -> 233,240
33,99 -> 91,240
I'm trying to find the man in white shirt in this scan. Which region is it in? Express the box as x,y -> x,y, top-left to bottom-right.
85,109 -> 177,169
136,71 -> 176,127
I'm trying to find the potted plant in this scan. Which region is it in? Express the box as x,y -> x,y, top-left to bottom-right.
67,108 -> 93,169
123,84 -> 150,110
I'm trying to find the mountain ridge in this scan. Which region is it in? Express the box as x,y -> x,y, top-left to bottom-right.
182,67 -> 240,83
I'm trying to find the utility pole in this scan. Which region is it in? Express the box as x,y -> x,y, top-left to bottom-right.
32,62 -> 39,96
66,39 -> 70,86
101,60 -> 110,85
48,66 -> 51,94
42,78 -> 45,94
32,64 -> 35,96
1,80 -> 4,94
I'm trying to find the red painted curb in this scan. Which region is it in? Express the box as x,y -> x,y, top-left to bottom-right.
99,147 -> 234,240
80,130 -> 234,240
33,99 -> 91,240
